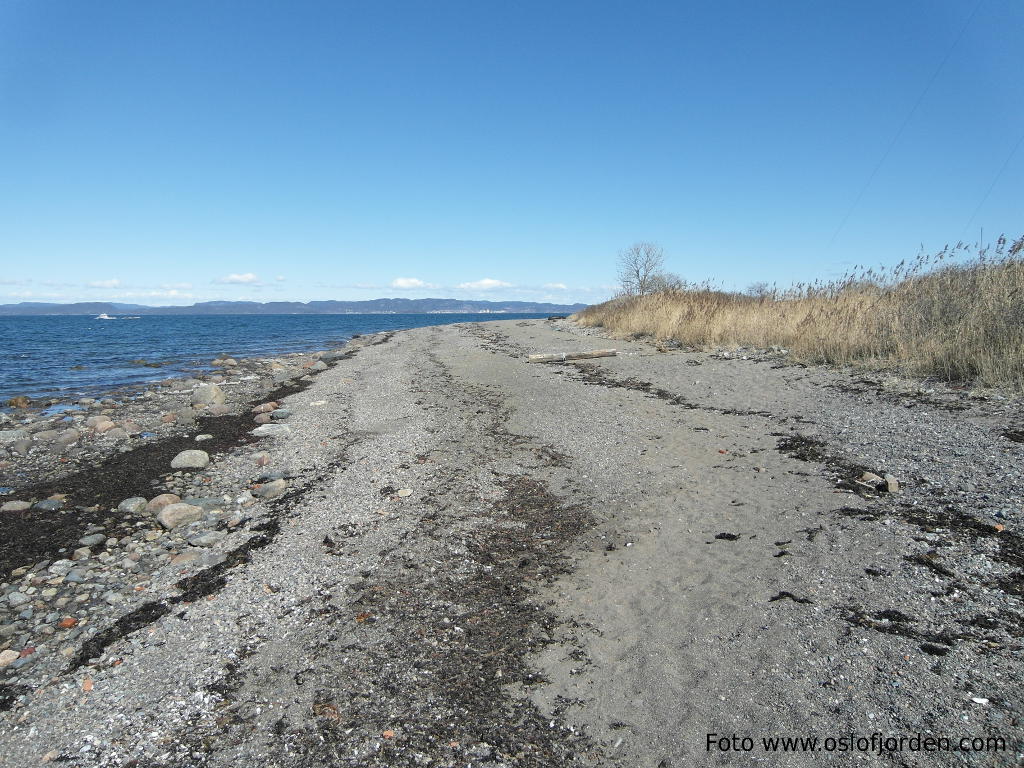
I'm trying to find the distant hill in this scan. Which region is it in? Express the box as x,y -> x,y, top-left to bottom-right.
0,298 -> 587,316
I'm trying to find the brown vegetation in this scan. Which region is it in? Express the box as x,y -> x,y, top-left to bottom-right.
576,236 -> 1024,390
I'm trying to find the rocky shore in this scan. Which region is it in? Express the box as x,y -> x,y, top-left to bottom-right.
0,318 -> 1021,767
0,334 -> 385,689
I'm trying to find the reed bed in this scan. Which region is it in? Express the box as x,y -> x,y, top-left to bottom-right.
576,236 -> 1024,390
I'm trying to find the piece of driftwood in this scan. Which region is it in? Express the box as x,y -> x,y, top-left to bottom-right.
527,349 -> 618,363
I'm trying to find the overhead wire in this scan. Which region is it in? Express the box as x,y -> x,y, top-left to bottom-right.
828,0 -> 984,246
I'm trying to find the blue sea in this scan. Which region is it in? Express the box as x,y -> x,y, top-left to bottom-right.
0,313 -> 549,403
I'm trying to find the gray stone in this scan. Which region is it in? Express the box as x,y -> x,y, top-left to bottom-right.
309,360 -> 328,372
0,429 -> 28,445
270,409 -> 292,420
47,559 -> 74,576
253,479 -> 287,499
208,404 -> 232,416
79,533 -> 106,547
883,473 -> 900,493
194,434 -> 214,442
64,569 -> 89,583
252,424 -> 290,437
156,503 -> 203,529
187,531 -> 226,547
170,449 -> 209,470
55,429 -> 80,446
117,497 -> 148,514
272,369 -> 300,384
180,496 -> 226,511
71,546 -> 91,561
1,500 -> 31,513
7,591 -> 29,607
105,427 -> 129,440
175,407 -> 197,423
11,438 -> 32,456
320,349 -> 348,362
32,429 -> 60,442
191,383 -> 226,406
33,499 -> 62,512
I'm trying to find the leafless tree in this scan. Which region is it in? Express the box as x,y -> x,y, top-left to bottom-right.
617,242 -> 666,296
746,281 -> 773,299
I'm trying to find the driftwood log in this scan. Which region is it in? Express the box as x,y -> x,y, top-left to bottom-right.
527,349 -> 618,363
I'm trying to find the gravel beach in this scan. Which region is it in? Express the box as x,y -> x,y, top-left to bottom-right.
0,318 -> 1021,767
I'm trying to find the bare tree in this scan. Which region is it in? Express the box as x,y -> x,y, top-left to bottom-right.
617,242 -> 666,296
746,281 -> 773,299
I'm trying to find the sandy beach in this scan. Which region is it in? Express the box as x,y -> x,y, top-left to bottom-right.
1,318 -> 1021,767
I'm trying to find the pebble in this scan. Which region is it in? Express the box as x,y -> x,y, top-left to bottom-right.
0,649 -> 19,667
33,500 -> 62,512
397,488 -> 413,497
71,547 -> 91,561
270,409 -> 292,420
79,533 -> 106,547
1,500 -> 31,512
7,591 -> 30,607
195,434 -> 214,442
170,449 -> 210,469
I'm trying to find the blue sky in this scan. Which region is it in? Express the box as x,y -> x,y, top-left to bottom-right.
1,0 -> 1021,306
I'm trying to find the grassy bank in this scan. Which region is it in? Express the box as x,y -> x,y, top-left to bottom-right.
576,236 -> 1024,390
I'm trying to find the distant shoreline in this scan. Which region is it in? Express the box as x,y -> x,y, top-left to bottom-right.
0,298 -> 589,317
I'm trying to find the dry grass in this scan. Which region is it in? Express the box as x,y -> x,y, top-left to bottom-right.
576,235 -> 1024,390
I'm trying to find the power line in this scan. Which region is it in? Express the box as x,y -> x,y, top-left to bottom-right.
828,0 -> 984,246
958,126 -> 1024,244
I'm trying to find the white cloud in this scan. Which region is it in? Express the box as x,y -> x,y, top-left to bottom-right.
390,277 -> 437,290
457,278 -> 513,291
162,282 -> 193,290
216,273 -> 261,284
543,282 -> 568,290
88,278 -> 121,289
275,275 -> 286,282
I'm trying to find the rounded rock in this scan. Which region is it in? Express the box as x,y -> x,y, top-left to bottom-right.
170,449 -> 210,470
191,384 -> 226,407
156,503 -> 204,529
253,478 -> 288,499
145,493 -> 181,514
117,497 -> 148,514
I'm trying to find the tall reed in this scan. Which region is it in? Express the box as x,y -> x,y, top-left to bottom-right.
575,236 -> 1024,390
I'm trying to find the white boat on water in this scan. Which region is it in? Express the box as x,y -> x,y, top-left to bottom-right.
95,313 -> 115,320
